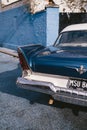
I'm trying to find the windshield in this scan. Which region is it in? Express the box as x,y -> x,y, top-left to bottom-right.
55,30 -> 87,47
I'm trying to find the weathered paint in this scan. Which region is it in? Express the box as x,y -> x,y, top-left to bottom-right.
0,5 -> 59,49
53,0 -> 87,13
29,0 -> 87,13
29,0 -> 49,14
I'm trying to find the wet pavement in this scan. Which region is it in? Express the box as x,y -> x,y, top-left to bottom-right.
0,52 -> 87,130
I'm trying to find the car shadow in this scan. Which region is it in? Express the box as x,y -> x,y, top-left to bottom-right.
0,64 -> 87,116
0,64 -> 51,104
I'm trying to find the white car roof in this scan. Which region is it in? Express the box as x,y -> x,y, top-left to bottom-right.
61,23 -> 87,33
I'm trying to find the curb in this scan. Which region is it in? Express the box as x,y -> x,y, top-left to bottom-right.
0,47 -> 18,58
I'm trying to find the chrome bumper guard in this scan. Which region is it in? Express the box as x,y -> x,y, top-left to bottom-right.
17,77 -> 87,106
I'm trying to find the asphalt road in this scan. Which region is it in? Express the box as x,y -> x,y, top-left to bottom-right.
0,52 -> 87,130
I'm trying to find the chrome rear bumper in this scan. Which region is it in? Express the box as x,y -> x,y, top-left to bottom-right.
17,77 -> 87,106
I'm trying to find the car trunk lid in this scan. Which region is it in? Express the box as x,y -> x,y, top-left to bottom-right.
33,47 -> 87,79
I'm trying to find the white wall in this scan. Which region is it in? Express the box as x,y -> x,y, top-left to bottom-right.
1,0 -> 20,6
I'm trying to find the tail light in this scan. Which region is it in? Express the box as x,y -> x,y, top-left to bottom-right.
18,48 -> 29,70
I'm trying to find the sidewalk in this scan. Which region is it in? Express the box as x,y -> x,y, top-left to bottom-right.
0,47 -> 18,58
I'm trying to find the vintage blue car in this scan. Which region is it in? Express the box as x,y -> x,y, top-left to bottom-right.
17,23 -> 87,106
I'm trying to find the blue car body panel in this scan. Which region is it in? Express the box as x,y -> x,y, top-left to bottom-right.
18,45 -> 87,79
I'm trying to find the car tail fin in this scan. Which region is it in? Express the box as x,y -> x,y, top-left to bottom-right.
18,48 -> 29,70
17,44 -> 45,71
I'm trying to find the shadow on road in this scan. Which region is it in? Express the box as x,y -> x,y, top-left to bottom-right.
0,64 -> 51,104
0,64 -> 87,115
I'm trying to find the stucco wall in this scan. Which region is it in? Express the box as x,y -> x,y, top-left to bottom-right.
0,5 -> 59,49
0,6 -> 46,49
46,7 -> 59,46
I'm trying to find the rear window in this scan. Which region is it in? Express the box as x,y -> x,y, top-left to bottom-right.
55,30 -> 87,47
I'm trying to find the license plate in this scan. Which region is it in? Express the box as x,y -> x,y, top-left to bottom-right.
68,79 -> 87,91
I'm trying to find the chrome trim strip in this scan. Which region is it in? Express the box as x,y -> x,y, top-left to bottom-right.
17,77 -> 87,97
